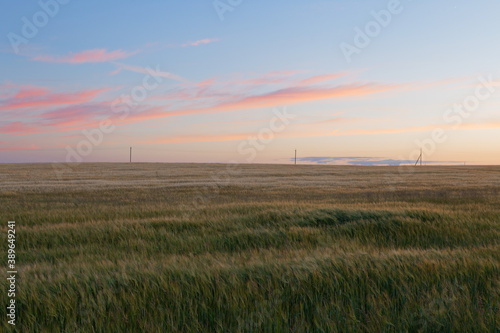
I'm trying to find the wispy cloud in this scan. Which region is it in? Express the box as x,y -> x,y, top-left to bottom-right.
140,128 -> 330,145
0,143 -> 40,151
38,103 -> 109,128
118,81 -> 398,125
0,87 -> 108,112
181,38 -> 219,47
104,71 -> 374,127
330,121 -> 500,136
0,102 -> 111,136
145,133 -> 250,144
32,49 -> 137,64
12,85 -> 51,99
213,83 -> 396,112
5,71 -> 477,142
111,63 -> 189,83
0,122 -> 37,135
297,73 -> 349,86
0,83 -> 52,102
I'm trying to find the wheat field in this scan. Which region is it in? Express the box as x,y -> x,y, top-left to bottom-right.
0,163 -> 499,332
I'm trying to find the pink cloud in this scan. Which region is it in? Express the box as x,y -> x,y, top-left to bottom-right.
118,81 -> 398,126
0,144 -> 40,151
2,103 -> 111,136
39,103 -> 108,127
150,72 -> 354,104
0,122 -> 37,135
0,83 -> 50,100
0,88 -> 108,112
111,63 -> 189,83
0,71 -> 399,139
205,83 -> 397,114
32,49 -> 136,64
13,86 -> 51,99
181,38 -> 219,47
297,73 -> 349,86
1,71 -> 397,139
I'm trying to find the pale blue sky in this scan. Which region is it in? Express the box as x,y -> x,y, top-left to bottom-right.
1,0 -> 499,164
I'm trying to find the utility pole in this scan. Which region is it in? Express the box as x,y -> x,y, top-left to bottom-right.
415,148 -> 423,167
294,149 -> 297,165
130,147 -> 132,163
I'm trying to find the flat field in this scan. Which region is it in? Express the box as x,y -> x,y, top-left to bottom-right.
0,163 -> 499,332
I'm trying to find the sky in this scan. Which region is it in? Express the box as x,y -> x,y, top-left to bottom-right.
1,0 -> 499,165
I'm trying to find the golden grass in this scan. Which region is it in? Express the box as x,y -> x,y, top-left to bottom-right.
0,163 -> 499,332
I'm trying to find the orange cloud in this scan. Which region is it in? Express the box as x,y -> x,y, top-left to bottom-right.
394,75 -> 477,94
330,121 -> 500,136
0,144 -> 40,151
139,119 -> 500,146
146,133 -> 251,144
304,116 -> 365,127
297,73 -> 349,86
204,83 -> 397,113
185,70 -> 308,93
116,81 -> 398,126
142,126 -> 342,145
32,49 -> 136,64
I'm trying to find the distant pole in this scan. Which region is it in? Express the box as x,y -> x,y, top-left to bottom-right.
130,147 -> 132,163
295,149 -> 297,165
414,148 -> 423,167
